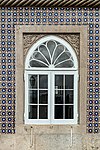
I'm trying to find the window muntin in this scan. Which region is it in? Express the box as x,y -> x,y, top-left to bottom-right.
25,35 -> 78,124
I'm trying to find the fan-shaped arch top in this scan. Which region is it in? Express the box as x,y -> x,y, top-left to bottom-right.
25,35 -> 78,70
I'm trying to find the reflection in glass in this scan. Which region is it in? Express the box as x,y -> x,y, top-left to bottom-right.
29,105 -> 37,119
53,45 -> 64,64
65,105 -> 73,119
55,52 -> 71,64
55,105 -> 63,119
39,106 -> 48,119
33,52 -> 48,64
47,40 -> 56,57
29,90 -> 37,104
55,75 -> 63,89
39,75 -> 48,89
55,60 -> 74,68
39,44 -> 51,64
30,60 -> 47,67
65,75 -> 73,89
39,90 -> 48,104
65,90 -> 73,104
55,90 -> 63,104
29,75 -> 37,89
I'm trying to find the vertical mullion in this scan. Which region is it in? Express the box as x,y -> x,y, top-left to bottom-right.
27,74 -> 29,119
63,75 -> 65,119
50,72 -> 52,122
37,74 -> 39,119
73,75 -> 74,120
48,72 -> 51,122
73,74 -> 75,120
27,73 -> 29,120
74,73 -> 77,121
51,71 -> 54,123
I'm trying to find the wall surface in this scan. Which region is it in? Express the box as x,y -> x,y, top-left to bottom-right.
1,131 -> 100,150
0,7 -> 100,150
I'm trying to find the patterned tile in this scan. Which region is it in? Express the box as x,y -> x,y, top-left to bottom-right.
0,7 -> 100,133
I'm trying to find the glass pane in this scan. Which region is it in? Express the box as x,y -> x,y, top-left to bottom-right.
29,75 -> 37,89
39,75 -> 48,89
55,105 -> 63,119
39,90 -> 48,104
55,60 -> 74,68
29,90 -> 37,104
65,105 -> 73,119
39,44 -> 51,64
55,52 -> 71,64
29,105 -> 37,119
33,52 -> 48,65
30,60 -> 48,67
55,90 -> 63,104
55,75 -> 63,89
53,45 -> 64,64
39,106 -> 48,119
65,75 -> 73,89
65,90 -> 73,104
47,40 -> 56,57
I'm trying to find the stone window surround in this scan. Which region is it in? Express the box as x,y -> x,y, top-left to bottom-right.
16,25 -> 87,134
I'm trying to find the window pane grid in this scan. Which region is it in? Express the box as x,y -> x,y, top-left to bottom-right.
28,74 -> 48,119
54,105 -> 74,119
26,70 -> 77,123
54,74 -> 74,119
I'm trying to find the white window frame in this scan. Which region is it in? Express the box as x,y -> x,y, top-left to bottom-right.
52,71 -> 78,124
25,35 -> 78,125
25,71 -> 51,124
25,70 -> 78,124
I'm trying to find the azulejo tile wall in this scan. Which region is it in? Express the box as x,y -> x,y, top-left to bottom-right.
0,7 -> 99,134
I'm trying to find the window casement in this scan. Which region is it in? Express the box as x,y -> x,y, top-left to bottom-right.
25,35 -> 78,124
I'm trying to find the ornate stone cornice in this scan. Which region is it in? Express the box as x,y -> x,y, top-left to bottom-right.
0,0 -> 100,7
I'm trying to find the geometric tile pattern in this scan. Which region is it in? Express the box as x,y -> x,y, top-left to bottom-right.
0,7 -> 100,133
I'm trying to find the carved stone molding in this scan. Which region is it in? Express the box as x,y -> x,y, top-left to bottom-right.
23,34 -> 45,56
59,34 -> 80,57
23,33 -> 80,58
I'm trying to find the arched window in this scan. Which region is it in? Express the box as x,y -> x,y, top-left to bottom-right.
25,35 -> 78,124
